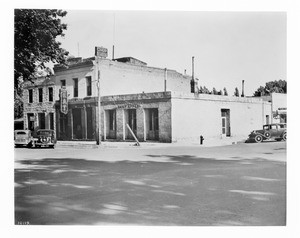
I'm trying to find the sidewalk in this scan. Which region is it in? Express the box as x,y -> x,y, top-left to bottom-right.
56,137 -> 246,149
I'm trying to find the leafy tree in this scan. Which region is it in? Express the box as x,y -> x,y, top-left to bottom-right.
253,80 -> 287,96
223,87 -> 228,96
14,9 -> 69,118
203,86 -> 211,94
14,9 -> 69,90
212,87 -> 218,95
198,86 -> 204,93
234,87 -> 240,97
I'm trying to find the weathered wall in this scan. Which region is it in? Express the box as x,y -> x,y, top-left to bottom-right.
23,78 -> 56,131
101,92 -> 172,142
171,92 -> 272,142
99,59 -> 191,96
54,64 -> 95,100
54,59 -> 193,103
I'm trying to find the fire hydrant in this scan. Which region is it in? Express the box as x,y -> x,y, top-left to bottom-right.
200,135 -> 204,145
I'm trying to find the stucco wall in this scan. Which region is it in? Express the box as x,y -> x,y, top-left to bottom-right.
54,65 -> 95,100
98,59 -> 191,96
171,92 -> 272,142
54,58 -> 193,103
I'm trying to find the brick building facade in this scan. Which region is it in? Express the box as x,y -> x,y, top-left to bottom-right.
22,76 -> 56,133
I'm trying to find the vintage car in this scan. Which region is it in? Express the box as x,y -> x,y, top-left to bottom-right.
33,129 -> 56,148
14,130 -> 33,147
247,123 -> 287,143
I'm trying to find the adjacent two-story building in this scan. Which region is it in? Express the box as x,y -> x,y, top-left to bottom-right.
22,76 -> 56,134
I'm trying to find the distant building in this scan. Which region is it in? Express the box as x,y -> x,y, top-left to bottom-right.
256,92 -> 287,124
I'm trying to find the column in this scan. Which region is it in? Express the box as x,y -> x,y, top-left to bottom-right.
82,106 -> 87,140
116,109 -> 125,141
68,109 -> 73,140
136,107 -> 146,141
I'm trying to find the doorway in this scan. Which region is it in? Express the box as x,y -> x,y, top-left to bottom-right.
86,107 -> 94,139
221,109 -> 231,137
145,108 -> 159,141
72,108 -> 83,139
27,113 -> 35,131
105,109 -> 116,139
38,113 -> 46,129
125,109 -> 137,140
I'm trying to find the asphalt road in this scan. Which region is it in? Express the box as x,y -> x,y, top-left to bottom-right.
14,141 -> 286,225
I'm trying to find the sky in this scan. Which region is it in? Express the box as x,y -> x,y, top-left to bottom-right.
57,10 -> 286,96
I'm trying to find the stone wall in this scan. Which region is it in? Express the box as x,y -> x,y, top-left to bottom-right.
23,78 -> 56,131
101,92 -> 172,142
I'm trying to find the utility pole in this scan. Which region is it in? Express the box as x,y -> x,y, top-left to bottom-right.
96,57 -> 101,145
191,56 -> 195,93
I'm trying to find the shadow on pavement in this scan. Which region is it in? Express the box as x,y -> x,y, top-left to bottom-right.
15,155 -> 286,225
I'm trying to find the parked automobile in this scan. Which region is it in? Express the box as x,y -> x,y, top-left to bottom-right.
14,130 -> 33,148
247,123 -> 287,143
33,129 -> 56,148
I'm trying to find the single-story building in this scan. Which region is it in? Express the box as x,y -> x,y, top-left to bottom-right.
55,91 -> 272,143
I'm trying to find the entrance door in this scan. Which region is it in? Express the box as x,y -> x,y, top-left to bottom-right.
59,113 -> 68,140
38,113 -> 46,129
86,107 -> 94,139
146,108 -> 159,141
27,113 -> 35,131
126,109 -> 137,139
72,108 -> 83,139
221,109 -> 230,137
106,110 -> 116,139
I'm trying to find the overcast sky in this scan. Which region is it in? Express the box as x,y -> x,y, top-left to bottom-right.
58,11 -> 286,96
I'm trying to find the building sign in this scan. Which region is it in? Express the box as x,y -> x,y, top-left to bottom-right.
95,46 -> 108,58
60,88 -> 68,114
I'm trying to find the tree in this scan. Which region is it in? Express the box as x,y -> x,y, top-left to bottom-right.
223,87 -> 228,96
14,9 -> 69,90
253,80 -> 287,96
212,87 -> 218,95
234,87 -> 240,97
203,86 -> 211,94
198,86 -> 204,93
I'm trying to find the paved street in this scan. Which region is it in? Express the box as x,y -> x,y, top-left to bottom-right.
14,141 -> 286,225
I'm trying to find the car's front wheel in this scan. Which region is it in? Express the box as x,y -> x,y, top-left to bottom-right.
255,135 -> 263,143
282,133 -> 287,141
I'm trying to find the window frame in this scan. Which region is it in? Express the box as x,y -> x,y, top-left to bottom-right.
86,76 -> 92,96
38,88 -> 43,102
61,79 -> 66,87
28,89 -> 33,103
73,78 -> 78,97
48,87 -> 53,102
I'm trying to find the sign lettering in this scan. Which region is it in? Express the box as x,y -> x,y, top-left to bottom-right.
60,89 -> 68,114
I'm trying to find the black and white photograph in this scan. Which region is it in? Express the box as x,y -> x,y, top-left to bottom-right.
4,0 -> 300,236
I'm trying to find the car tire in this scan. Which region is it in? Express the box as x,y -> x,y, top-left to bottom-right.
282,133 -> 287,141
255,135 -> 263,143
